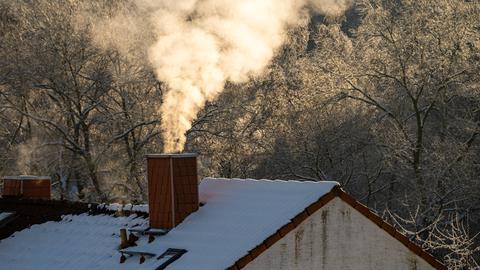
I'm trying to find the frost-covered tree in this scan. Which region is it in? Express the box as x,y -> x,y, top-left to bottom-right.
319,0 -> 480,265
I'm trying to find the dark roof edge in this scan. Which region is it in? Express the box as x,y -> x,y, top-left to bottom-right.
2,175 -> 51,181
226,186 -> 447,270
0,198 -> 149,219
146,153 -> 198,158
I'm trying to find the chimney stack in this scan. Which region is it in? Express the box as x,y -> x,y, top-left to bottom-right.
1,175 -> 51,200
146,154 -> 199,230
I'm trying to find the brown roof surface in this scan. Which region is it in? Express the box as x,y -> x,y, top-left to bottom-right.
226,186 -> 447,270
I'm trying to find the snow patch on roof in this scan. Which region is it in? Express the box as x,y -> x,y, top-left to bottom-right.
0,212 -> 14,222
97,203 -> 149,213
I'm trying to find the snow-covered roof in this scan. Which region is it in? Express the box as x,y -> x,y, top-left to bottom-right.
0,214 -> 148,270
0,178 -> 338,270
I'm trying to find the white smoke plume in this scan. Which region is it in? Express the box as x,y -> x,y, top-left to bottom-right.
16,138 -> 39,174
309,0 -> 353,18
93,0 -> 353,153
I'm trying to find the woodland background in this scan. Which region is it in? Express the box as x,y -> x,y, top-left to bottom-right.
0,0 -> 479,268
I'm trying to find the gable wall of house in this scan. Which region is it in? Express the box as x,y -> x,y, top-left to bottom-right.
243,197 -> 436,270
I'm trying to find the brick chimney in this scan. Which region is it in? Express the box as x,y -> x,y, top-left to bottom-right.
1,175 -> 51,200
146,154 -> 199,230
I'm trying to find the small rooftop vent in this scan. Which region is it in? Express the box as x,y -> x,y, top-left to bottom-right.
1,175 -> 51,200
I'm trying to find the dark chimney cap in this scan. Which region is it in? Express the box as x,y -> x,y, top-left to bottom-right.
2,175 -> 51,181
146,153 -> 198,159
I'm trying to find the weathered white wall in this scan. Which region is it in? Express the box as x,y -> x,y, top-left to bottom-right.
244,197 -> 436,270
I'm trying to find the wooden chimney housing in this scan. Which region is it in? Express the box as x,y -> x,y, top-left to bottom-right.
2,175 -> 51,200
147,153 -> 199,230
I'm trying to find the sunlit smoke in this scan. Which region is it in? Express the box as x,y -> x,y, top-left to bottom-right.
309,0 -> 353,18
16,138 -> 39,174
91,0 -> 353,153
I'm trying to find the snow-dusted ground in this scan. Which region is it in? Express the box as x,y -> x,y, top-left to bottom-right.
0,178 -> 338,270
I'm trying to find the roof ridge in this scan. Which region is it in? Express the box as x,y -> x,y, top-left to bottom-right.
202,177 -> 341,186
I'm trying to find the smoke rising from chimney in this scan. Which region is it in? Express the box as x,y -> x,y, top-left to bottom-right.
309,0 -> 353,18
16,138 -> 39,175
91,0 -> 352,153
